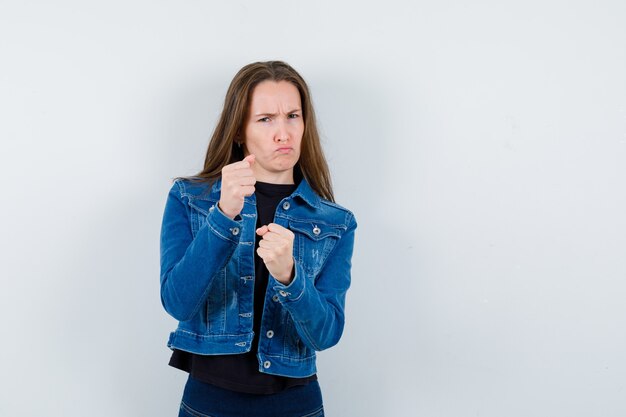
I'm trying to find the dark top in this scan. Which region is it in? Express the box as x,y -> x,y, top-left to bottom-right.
168,179 -> 317,394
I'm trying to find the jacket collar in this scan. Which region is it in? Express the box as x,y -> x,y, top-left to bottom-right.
290,176 -> 322,209
285,164 -> 322,209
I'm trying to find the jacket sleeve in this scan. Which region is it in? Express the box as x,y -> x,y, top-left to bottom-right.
159,180 -> 242,321
270,211 -> 357,351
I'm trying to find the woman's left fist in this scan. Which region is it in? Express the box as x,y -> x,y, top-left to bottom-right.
256,223 -> 295,284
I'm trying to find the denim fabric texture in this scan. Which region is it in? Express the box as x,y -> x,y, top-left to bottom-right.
178,375 -> 324,417
160,177 -> 356,378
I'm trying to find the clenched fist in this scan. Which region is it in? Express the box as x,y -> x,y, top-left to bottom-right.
218,154 -> 256,219
256,223 -> 295,284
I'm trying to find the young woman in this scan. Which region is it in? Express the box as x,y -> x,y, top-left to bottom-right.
159,61 -> 357,417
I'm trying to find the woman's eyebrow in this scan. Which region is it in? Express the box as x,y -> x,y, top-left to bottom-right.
253,108 -> 301,117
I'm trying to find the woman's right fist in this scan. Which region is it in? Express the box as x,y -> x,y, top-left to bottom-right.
218,154 -> 256,219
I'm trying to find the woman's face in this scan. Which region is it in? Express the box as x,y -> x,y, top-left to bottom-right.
242,80 -> 304,184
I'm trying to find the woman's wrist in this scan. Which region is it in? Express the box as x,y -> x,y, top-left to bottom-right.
275,262 -> 295,285
217,201 -> 237,220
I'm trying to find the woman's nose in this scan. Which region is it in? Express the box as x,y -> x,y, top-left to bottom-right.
274,120 -> 290,142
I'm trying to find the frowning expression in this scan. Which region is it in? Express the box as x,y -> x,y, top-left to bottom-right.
242,80 -> 304,184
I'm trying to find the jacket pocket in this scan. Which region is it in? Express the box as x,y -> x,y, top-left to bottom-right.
288,220 -> 342,276
283,313 -> 314,360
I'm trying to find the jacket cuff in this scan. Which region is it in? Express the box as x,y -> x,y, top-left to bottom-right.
270,261 -> 306,303
206,203 -> 243,244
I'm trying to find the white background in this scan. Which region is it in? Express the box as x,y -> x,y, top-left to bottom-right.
1,1 -> 625,416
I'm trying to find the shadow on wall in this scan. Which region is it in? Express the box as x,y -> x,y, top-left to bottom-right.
310,72 -> 424,415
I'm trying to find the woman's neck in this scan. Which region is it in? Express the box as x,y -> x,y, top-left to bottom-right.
252,167 -> 294,185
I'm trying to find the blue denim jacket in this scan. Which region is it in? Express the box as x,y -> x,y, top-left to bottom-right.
159,176 -> 356,378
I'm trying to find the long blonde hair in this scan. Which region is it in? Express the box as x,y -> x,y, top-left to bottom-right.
176,61 -> 334,202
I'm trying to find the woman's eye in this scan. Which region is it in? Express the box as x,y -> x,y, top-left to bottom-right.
258,117 -> 270,122
288,113 -> 300,119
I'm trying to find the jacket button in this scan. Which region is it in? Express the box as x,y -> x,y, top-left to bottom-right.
209,205 -> 215,212
312,226 -> 321,235
266,330 -> 274,338
231,227 -> 240,236
272,295 -> 279,302
282,201 -> 290,210
279,290 -> 288,297
263,360 -> 271,369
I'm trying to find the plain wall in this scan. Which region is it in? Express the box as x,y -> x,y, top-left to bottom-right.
1,1 -> 625,416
